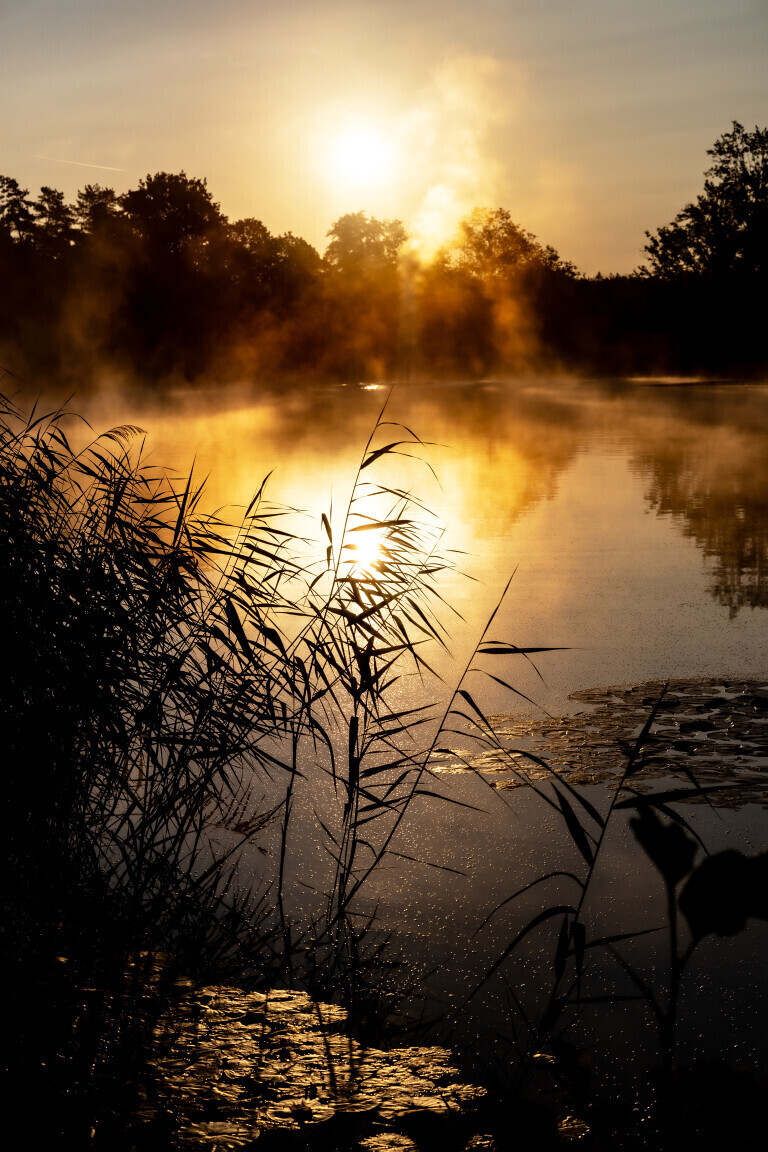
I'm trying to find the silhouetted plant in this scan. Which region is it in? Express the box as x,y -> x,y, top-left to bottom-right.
1,389 -> 558,1013
461,685 -> 767,1145
644,121 -> 768,279
0,391 -> 298,985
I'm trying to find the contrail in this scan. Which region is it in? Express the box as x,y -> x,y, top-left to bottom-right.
33,154 -> 125,173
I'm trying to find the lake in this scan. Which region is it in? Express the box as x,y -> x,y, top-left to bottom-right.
76,375 -> 768,1138
82,375 -> 768,713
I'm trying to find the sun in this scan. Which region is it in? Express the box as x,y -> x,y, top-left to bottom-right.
331,126 -> 396,187
345,525 -> 388,576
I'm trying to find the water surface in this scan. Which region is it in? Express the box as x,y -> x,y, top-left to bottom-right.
74,377 -> 768,1135
83,376 -> 768,715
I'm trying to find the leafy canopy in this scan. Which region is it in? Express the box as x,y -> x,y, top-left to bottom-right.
324,210 -> 407,276
120,171 -> 226,252
644,121 -> 768,278
444,207 -> 575,279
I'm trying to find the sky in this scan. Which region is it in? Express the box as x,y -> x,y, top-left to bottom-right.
2,0 -> 767,274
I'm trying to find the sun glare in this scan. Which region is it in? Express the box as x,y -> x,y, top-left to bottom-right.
345,525 -> 387,576
331,127 -> 395,187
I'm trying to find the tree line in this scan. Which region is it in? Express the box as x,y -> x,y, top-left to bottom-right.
1,121 -> 766,387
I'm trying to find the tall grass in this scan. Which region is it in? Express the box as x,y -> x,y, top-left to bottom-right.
2,392 -> 297,984
1,389 -> 554,1006
6,389 -> 763,1148
452,686 -> 768,1146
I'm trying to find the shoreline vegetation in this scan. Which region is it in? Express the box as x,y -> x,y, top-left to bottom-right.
1,122 -> 768,389
0,387 -> 545,1145
3,390 -> 767,1149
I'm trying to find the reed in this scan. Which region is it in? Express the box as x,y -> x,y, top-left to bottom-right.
6,389 -> 763,1148
1,389 -> 554,1008
1,391 -> 297,987
454,685 -> 768,1146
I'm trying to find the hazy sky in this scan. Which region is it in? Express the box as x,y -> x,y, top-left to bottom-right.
3,0 -> 767,273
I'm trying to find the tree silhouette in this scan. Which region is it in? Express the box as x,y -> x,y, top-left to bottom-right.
443,207 -> 575,279
228,217 -> 275,257
320,212 -> 408,379
75,184 -> 120,236
120,171 -> 226,256
275,232 -> 322,281
0,176 -> 35,245
324,211 -> 407,276
227,221 -> 321,290
2,152 -> 765,385
226,218 -> 282,305
33,187 -> 77,259
414,208 -> 576,377
644,122 -> 768,278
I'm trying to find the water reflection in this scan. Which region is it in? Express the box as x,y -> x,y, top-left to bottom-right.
78,380 -> 584,554
80,379 -> 768,617
12,378 -> 768,1147
626,385 -> 768,616
143,986 -> 486,1147
74,378 -> 768,716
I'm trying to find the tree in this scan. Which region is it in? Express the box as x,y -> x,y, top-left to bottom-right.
644,122 -> 768,278
274,232 -> 321,278
0,176 -> 35,244
271,232 -> 322,302
228,217 -> 276,257
324,211 -> 407,276
75,184 -> 120,235
119,172 -> 226,255
33,187 -> 77,258
225,220 -> 321,313
320,212 -> 407,379
226,218 -> 281,294
443,207 -> 575,279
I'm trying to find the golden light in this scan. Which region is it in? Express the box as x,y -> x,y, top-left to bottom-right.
407,182 -> 463,262
345,525 -> 388,576
330,126 -> 396,188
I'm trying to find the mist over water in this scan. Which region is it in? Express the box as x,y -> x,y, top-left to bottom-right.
71,375 -> 768,716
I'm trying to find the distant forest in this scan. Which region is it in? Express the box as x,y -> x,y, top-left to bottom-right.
1,122 -> 766,387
